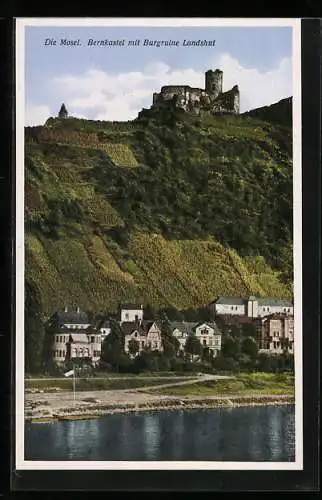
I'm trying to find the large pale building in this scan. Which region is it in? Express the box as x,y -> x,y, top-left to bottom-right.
259,314 -> 294,355
210,296 -> 293,318
46,307 -> 101,367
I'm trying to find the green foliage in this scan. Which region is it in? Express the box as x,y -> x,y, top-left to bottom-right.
241,336 -> 259,360
101,320 -> 123,370
222,335 -> 239,359
128,338 -> 140,356
185,335 -> 202,357
24,107 -> 293,372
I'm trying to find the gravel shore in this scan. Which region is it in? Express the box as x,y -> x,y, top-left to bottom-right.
25,389 -> 294,423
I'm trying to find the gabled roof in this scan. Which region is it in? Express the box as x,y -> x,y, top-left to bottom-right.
98,319 -> 112,329
262,313 -> 294,321
53,308 -> 89,325
54,326 -> 95,334
169,322 -> 198,335
120,321 -> 145,336
121,303 -> 143,310
215,297 -> 246,305
257,298 -> 293,307
193,322 -> 222,335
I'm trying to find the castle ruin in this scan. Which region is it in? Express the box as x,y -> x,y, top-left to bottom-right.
152,69 -> 240,116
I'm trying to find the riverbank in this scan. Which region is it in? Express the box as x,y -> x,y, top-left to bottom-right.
26,392 -> 294,423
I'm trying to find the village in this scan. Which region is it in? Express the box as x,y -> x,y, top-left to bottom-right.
46,295 -> 294,371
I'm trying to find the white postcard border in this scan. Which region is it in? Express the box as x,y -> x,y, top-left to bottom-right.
15,17 -> 302,471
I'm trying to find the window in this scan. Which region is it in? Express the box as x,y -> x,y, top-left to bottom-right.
56,335 -> 59,342
287,308 -> 290,312
267,307 -> 270,312
134,332 -> 137,338
263,307 -> 266,312
235,306 -> 238,310
91,336 -> 95,343
141,341 -> 145,348
231,306 -> 234,310
284,308 -> 286,312
125,313 -> 129,320
203,339 -> 207,346
135,315 -> 139,321
201,328 -> 208,335
214,338 -> 220,346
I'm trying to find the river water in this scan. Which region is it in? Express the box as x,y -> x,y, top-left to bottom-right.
25,404 -> 295,462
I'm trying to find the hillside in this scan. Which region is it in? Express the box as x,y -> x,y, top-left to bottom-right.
25,102 -> 293,319
242,97 -> 292,128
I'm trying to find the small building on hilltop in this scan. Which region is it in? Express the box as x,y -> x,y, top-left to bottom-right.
152,68 -> 240,116
58,103 -> 68,118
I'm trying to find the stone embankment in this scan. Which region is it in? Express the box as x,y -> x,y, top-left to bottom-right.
25,391 -> 294,423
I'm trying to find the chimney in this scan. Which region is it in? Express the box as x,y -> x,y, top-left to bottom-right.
64,306 -> 68,312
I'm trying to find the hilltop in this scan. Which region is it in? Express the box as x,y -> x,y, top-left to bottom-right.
25,100 -> 293,319
242,97 -> 292,128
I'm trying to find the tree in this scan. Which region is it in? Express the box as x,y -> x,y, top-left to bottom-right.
241,322 -> 257,338
185,335 -> 202,361
160,317 -> 180,356
222,335 -> 239,359
25,280 -> 46,374
241,336 -> 259,360
201,346 -> 211,363
128,338 -> 140,357
144,304 -> 156,320
101,320 -> 123,371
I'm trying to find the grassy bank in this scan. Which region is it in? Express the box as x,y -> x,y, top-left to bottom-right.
25,376 -> 190,392
26,371 -> 198,379
151,373 -> 295,397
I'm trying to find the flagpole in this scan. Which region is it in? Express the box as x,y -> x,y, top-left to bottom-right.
73,363 -> 76,403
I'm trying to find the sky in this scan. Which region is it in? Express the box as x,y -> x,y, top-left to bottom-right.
25,26 -> 293,126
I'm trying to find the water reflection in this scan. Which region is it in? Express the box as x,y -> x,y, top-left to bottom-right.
25,405 -> 295,462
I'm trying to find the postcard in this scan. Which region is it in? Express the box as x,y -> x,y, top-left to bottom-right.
15,17 -> 302,471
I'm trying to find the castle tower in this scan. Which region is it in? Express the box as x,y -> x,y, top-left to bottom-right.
231,85 -> 240,114
58,103 -> 68,119
205,69 -> 223,99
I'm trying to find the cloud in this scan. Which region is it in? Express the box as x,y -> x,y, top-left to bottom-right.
217,53 -> 292,111
25,103 -> 51,126
27,54 -> 292,124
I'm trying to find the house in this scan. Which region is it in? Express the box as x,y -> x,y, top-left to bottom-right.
51,306 -> 92,329
98,319 -> 112,340
193,322 -> 222,357
170,322 -> 198,352
47,307 -> 101,367
170,321 -> 222,357
121,320 -> 163,357
120,304 -> 144,323
259,314 -> 294,355
210,296 -> 293,318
